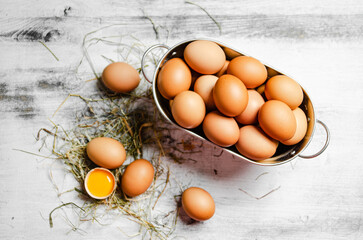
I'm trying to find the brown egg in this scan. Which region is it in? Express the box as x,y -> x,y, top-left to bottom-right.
203,111 -> 240,147
235,90 -> 265,125
235,125 -> 279,160
184,40 -> 226,74
157,58 -> 192,100
281,107 -> 308,145
86,137 -> 126,169
182,187 -> 215,221
102,62 -> 140,93
171,91 -> 206,129
216,60 -> 230,77
193,75 -> 218,110
121,159 -> 154,197
213,74 -> 248,117
256,84 -> 265,95
223,47 -> 242,59
227,56 -> 267,88
258,100 -> 297,141
267,67 -> 280,78
264,75 -> 303,109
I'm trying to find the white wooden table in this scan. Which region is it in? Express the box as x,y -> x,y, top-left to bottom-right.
1,0 -> 362,239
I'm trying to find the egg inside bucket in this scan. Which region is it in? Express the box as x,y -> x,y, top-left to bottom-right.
149,39 -> 327,166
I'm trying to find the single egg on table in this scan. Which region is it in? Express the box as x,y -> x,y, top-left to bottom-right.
157,58 -> 192,100
86,137 -> 126,169
184,40 -> 226,74
121,159 -> 154,197
182,187 -> 215,221
171,91 -> 206,129
213,74 -> 248,117
84,168 -> 116,199
227,56 -> 267,88
102,62 -> 140,93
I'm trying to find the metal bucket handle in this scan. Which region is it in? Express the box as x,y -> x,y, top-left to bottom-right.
141,44 -> 169,83
299,119 -> 330,159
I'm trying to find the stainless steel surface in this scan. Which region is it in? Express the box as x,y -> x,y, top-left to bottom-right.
298,120 -> 330,159
147,38 -> 330,166
141,44 -> 169,83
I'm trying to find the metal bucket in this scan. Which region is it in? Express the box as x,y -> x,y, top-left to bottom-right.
141,38 -> 330,166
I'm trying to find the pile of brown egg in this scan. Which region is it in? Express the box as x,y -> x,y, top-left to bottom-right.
157,40 -> 307,161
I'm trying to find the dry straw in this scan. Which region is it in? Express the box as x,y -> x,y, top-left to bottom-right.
34,25 -> 186,239
30,3 -> 224,238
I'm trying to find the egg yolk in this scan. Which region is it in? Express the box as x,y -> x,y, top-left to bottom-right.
86,169 -> 115,198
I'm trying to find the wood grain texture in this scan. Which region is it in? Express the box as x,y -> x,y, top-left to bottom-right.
1,14 -> 363,44
1,0 -> 363,239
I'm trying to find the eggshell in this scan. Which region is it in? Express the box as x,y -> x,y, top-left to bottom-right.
281,107 -> 308,145
227,56 -> 267,88
256,84 -> 265,96
171,91 -> 206,129
203,111 -> 240,147
216,60 -> 230,77
223,47 -> 242,59
184,40 -> 226,74
264,75 -> 303,109
121,159 -> 154,197
182,187 -> 215,221
157,58 -> 192,100
86,137 -> 126,169
258,100 -> 297,141
84,168 -> 116,199
193,75 -> 218,110
267,67 -> 280,78
213,74 -> 248,117
235,125 -> 278,160
235,90 -> 265,125
102,62 -> 140,93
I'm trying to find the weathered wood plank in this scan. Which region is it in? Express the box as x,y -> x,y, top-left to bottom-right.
1,14 -> 363,44
2,0 -> 363,17
1,0 -> 363,239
